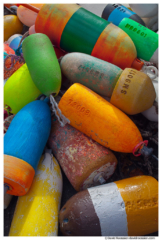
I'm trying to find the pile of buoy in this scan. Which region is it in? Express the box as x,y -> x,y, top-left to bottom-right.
4,3 -> 158,237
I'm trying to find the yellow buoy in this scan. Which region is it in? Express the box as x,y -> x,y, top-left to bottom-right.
9,150 -> 63,236
4,15 -> 23,42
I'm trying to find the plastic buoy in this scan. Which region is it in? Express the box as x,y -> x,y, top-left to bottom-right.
60,53 -> 156,115
58,83 -> 145,153
59,175 -> 158,236
4,64 -> 42,114
9,150 -> 62,236
4,43 -> 15,55
101,4 -> 145,26
48,116 -> 118,191
117,18 -> 158,64
35,4 -> 143,70
17,4 -> 43,27
4,15 -> 23,41
4,100 -> 51,196
7,34 -> 22,53
22,33 -> 61,96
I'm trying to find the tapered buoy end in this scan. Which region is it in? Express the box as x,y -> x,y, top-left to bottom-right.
110,68 -> 156,115
4,155 -> 35,196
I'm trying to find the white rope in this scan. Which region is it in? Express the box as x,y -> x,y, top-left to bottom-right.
50,94 -> 70,127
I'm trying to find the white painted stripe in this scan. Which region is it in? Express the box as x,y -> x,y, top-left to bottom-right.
150,48 -> 158,66
88,182 -> 128,236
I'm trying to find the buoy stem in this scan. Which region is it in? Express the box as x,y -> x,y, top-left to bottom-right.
17,4 -> 40,13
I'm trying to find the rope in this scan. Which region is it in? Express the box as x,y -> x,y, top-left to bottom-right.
50,95 -> 70,127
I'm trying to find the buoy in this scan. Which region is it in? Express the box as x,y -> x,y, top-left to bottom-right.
4,15 -> 23,41
22,33 -> 61,97
101,4 -> 145,26
58,83 -> 155,156
59,175 -> 158,236
117,18 -> 158,64
4,43 -> 15,55
9,150 -> 62,236
35,4 -> 143,70
142,76 -> 158,121
48,116 -> 118,191
4,64 -> 42,114
4,100 -> 51,196
17,4 -> 43,27
60,53 -> 156,115
7,34 -> 23,53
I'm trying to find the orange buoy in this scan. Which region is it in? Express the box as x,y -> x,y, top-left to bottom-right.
58,83 -> 144,154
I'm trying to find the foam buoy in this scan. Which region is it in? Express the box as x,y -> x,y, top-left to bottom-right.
117,18 -> 158,64
22,33 -> 61,96
58,83 -> 147,154
35,4 -> 143,70
101,4 -> 145,26
60,53 -> 156,115
7,34 -> 23,53
4,64 -> 41,114
9,150 -> 62,236
4,15 -> 23,41
4,100 -> 51,196
17,4 -> 43,27
48,116 -> 117,191
59,175 -> 158,236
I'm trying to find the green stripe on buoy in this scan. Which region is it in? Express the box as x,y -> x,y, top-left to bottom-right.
60,7 -> 109,54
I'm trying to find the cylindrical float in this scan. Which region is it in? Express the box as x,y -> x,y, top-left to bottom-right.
118,18 -> 158,64
58,83 -> 147,154
22,33 -> 62,96
4,100 -> 51,196
9,150 -> 62,236
4,15 -> 23,41
101,4 -> 145,26
48,117 -> 118,191
59,175 -> 158,236
4,63 -> 42,114
60,52 -> 156,115
35,4 -> 143,70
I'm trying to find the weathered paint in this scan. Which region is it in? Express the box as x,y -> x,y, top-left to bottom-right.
22,33 -> 61,97
35,4 -> 138,70
110,68 -> 156,115
91,23 -> 137,69
58,83 -> 143,153
118,18 -> 158,63
60,52 -> 122,97
4,15 -> 23,41
4,43 -> 15,55
4,100 -> 51,196
9,152 -> 62,236
4,64 -> 41,114
48,117 -> 117,191
35,4 -> 80,47
60,7 -> 108,54
59,176 -> 158,236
